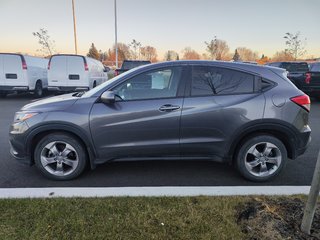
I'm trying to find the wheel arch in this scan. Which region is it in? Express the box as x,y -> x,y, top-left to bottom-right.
26,123 -> 97,169
227,120 -> 299,163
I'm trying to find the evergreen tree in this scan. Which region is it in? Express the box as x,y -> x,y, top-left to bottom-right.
87,43 -> 100,60
232,49 -> 240,61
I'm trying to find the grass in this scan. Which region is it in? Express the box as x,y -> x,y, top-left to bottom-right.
0,196 -> 247,240
1,196 -> 319,240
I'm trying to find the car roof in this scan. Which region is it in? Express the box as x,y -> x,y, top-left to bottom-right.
135,60 -> 283,74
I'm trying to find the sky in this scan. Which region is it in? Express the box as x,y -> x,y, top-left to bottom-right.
0,0 -> 319,59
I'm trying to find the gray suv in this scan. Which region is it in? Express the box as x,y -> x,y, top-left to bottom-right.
9,61 -> 311,181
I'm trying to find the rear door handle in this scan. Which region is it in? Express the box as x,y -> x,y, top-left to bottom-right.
159,104 -> 180,112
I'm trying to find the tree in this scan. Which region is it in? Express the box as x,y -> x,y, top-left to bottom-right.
164,50 -> 179,61
140,46 -> 158,62
284,32 -> 307,60
182,47 -> 200,60
236,47 -> 259,61
105,42 -> 131,64
32,28 -> 56,57
232,49 -> 241,61
257,54 -> 270,65
129,39 -> 142,60
205,37 -> 230,60
87,43 -> 100,60
272,50 -> 294,61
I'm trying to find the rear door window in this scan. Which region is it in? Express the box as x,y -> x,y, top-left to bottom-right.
191,66 -> 255,96
281,63 -> 309,72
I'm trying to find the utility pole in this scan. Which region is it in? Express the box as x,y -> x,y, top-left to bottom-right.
72,0 -> 78,54
114,0 -> 118,68
301,149 -> 320,234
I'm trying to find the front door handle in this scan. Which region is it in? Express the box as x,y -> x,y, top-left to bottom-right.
159,104 -> 180,112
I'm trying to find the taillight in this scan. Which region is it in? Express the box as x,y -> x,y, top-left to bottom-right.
21,56 -> 27,70
305,72 -> 311,84
290,94 -> 311,112
84,60 -> 89,71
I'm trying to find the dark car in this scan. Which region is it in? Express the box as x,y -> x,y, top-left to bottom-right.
9,61 -> 311,182
115,60 -> 151,76
305,62 -> 320,99
266,61 -> 310,90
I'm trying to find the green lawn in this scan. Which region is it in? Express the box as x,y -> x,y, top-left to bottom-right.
0,196 -> 319,240
0,196 -> 246,240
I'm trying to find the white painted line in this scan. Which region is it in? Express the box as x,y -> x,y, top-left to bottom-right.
0,186 -> 316,199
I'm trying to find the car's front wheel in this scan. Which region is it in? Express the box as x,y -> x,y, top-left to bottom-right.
235,135 -> 287,182
34,133 -> 87,180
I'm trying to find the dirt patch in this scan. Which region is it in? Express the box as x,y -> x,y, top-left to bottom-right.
237,197 -> 320,240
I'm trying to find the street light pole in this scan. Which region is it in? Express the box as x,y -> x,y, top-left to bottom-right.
72,0 -> 78,54
114,0 -> 118,68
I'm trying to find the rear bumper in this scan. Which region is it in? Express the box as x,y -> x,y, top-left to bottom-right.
48,86 -> 89,92
294,125 -> 311,159
0,86 -> 29,92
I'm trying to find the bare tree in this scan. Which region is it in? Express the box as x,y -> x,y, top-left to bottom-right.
236,47 -> 259,61
284,32 -> 307,60
182,47 -> 200,60
140,46 -> 158,62
205,36 -> 230,60
32,28 -> 56,56
129,39 -> 141,60
272,50 -> 294,61
105,42 -> 131,65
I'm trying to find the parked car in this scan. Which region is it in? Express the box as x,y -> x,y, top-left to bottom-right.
47,54 -> 108,93
266,62 -> 309,90
10,61 -> 311,181
114,60 -> 151,76
0,53 -> 48,97
305,62 -> 320,99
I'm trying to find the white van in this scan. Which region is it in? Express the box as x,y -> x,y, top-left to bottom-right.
0,53 -> 48,97
47,54 -> 108,92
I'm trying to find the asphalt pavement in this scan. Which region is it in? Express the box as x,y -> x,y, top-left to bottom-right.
0,93 -> 319,188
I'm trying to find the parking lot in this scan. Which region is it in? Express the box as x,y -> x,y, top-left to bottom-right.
0,93 -> 319,188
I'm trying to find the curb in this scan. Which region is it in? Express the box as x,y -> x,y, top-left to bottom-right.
0,186 -> 315,198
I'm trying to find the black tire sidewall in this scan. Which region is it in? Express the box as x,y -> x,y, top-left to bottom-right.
34,133 -> 87,180
236,135 -> 287,182
34,81 -> 43,98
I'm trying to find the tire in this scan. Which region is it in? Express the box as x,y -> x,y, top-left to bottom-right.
34,133 -> 87,180
34,81 -> 43,98
0,92 -> 7,98
235,135 -> 287,182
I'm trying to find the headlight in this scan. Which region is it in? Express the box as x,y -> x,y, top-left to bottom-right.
14,112 -> 39,123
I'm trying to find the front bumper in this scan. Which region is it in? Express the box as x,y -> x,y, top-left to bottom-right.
9,135 -> 32,165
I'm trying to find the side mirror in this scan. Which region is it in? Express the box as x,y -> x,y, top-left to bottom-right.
100,90 -> 115,104
103,67 -> 109,73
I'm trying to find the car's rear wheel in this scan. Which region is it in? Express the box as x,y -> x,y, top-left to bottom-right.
235,135 -> 287,182
34,133 -> 87,180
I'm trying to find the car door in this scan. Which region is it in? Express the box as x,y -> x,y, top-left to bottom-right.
180,65 -> 264,159
89,66 -> 186,160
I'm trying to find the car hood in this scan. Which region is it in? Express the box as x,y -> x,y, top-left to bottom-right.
21,93 -> 79,112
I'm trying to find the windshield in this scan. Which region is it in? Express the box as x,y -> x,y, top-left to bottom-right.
82,66 -> 143,97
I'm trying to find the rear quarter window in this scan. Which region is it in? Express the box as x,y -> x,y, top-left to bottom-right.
191,66 -> 255,96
